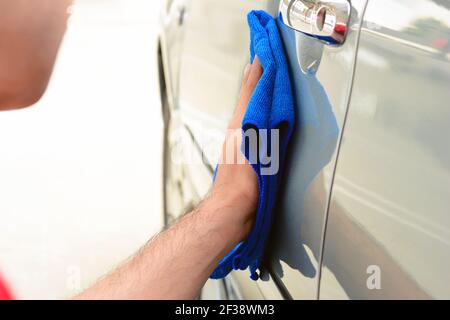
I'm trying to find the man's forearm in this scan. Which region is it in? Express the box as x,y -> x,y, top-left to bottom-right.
76,59 -> 261,300
75,191 -> 251,300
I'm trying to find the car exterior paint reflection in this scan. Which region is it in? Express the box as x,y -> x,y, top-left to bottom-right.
320,0 -> 450,299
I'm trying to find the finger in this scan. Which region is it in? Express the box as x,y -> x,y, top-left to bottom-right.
237,63 -> 252,99
242,63 -> 251,85
244,57 -> 262,94
234,58 -> 262,122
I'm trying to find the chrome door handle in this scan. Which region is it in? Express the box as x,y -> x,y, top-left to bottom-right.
279,0 -> 351,45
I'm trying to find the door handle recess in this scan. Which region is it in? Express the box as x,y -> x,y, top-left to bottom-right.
279,0 -> 351,45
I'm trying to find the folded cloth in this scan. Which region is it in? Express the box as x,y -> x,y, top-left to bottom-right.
211,10 -> 295,281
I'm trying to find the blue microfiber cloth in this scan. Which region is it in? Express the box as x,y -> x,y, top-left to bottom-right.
211,10 -> 295,281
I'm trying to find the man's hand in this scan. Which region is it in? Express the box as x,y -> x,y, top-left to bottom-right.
211,58 -> 262,241
76,59 -> 262,300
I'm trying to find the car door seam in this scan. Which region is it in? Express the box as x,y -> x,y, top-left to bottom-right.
315,0 -> 370,300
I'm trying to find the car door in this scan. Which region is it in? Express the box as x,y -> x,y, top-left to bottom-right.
173,0 -> 368,299
319,0 -> 450,299
262,0 -> 368,299
172,0 -> 282,300
175,0 -> 279,171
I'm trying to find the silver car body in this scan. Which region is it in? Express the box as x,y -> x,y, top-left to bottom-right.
157,0 -> 450,299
